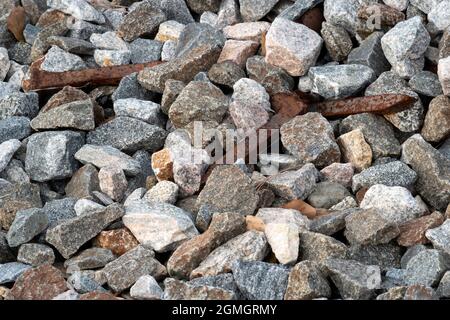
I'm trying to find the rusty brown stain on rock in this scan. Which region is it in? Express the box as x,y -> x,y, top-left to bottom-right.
7,6 -> 26,42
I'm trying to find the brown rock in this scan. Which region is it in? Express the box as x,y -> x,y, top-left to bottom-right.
8,264 -> 68,300
145,175 -> 158,190
421,95 -> 450,143
36,9 -> 68,28
320,163 -> 354,188
245,215 -> 265,232
217,40 -> 259,68
65,164 -> 100,199
297,7 -> 324,33
167,212 -> 246,279
356,187 -> 369,204
397,212 -> 445,247
284,261 -> 331,300
93,228 -> 139,256
151,148 -> 173,181
7,6 -> 26,41
79,292 -> 119,300
337,129 -> 373,172
358,3 -> 405,26
282,199 -> 317,219
41,86 -> 90,113
404,285 -> 438,300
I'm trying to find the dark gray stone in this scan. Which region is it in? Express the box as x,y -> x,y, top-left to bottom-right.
307,181 -> 352,209
174,23 -> 225,58
0,117 -> 31,144
0,92 -> 39,121
6,208 -> 49,247
64,248 -> 116,271
409,71 -> 444,97
232,260 -> 290,300
347,244 -> 402,271
86,117 -> 167,153
129,38 -> 163,64
42,197 -> 77,229
17,243 -> 55,266
25,131 -> 85,182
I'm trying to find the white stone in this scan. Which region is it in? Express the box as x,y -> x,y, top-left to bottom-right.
94,50 -> 131,67
74,199 -> 105,216
47,0 -> 105,24
428,1 -> 450,31
113,98 -> 164,127
144,181 -> 179,205
360,184 -> 427,224
0,139 -> 21,173
155,20 -> 185,42
90,31 -> 129,50
438,56 -> 450,96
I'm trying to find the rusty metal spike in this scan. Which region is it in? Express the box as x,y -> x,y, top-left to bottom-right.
22,58 -> 164,92
310,94 -> 417,117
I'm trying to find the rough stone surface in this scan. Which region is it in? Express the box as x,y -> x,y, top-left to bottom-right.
25,131 -> 85,182
6,208 -> 48,247
401,134 -> 450,211
307,182 -> 352,209
397,212 -> 445,247
123,201 -> 198,252
17,244 -> 55,267
41,46 -> 87,72
426,220 -> 450,255
0,263 -> 32,285
265,17 -> 323,77
130,275 -> 163,300
439,56 -> 450,96
93,228 -> 139,256
45,204 -> 125,259
337,129 -> 373,172
281,113 -> 341,168
102,245 -> 166,293
284,261 -> 331,300
405,249 -> 447,286
409,71 -> 443,97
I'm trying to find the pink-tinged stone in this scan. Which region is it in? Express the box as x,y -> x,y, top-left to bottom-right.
265,18 -> 323,77
337,129 -> 373,172
229,78 -> 271,131
320,163 -> 354,188
218,39 -> 259,67
223,21 -> 271,42
98,166 -> 128,202
438,56 -> 450,96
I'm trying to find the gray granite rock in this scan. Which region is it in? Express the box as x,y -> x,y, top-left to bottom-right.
310,209 -> 357,236
41,198 -> 77,230
6,208 -> 49,247
345,209 -> 400,245
309,64 -> 375,99
401,244 -> 427,269
175,22 -> 225,58
246,55 -> 295,94
113,99 -> 164,127
163,277 -> 237,300
299,232 -> 348,265
168,81 -> 228,128
31,99 -> 95,131
321,22 -> 353,62
232,260 -> 290,300
17,244 -> 55,267
267,164 -> 319,200
405,249 -> 448,286
186,0 -> 221,14
284,260 -> 331,300
426,220 -> 450,256
239,0 -> 279,22
365,71 -> 424,132
45,203 -> 124,259
0,92 -> 39,121
360,184 -> 426,224
25,131 -> 85,182
123,200 -> 198,252
191,231 -> 268,278
0,117 -> 31,144
64,248 -> 115,271
47,0 -> 105,24
94,49 -> 131,67
0,262 -> 32,285
111,73 -> 154,102
89,32 -> 128,51
47,36 -> 95,55
159,0 -> 195,24
347,32 -> 391,76
421,95 -> 450,143
117,1 -> 167,42
129,38 -> 162,64
381,16 -> 430,78
279,0 -> 323,21
102,245 -> 167,293
401,134 -> 450,211
409,71 -> 444,97
281,113 -> 341,167
130,275 -> 163,300
87,117 -> 167,153
437,271 -> 450,298
197,165 -> 259,216
307,182 -> 352,209
352,161 -> 417,192
340,113 -> 401,159
428,0 -> 450,31
75,144 -> 142,176
41,46 -> 87,72
0,231 -> 14,263
0,139 -> 21,173
67,270 -> 106,294
325,258 -> 382,300
323,0 -> 360,35
348,244 -> 402,271
208,61 -> 246,89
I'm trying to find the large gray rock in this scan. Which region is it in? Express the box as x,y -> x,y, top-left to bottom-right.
130,275 -> 163,300
281,113 -> 341,168
307,181 -> 352,209
174,23 -> 225,58
25,131 -> 85,182
0,92 -> 39,121
401,134 -> 450,211
41,46 -> 87,72
352,161 -> 417,192
0,139 -> 21,173
232,261 -> 290,300
86,117 -> 167,153
0,117 -> 31,144
17,244 -> 55,267
102,245 -> 167,293
426,220 -> 450,256
309,64 -> 375,100
365,71 -> 424,133
340,113 -> 401,159
360,184 -> 426,225
6,208 -> 48,247
405,249 -> 448,286
45,204 -> 125,259
168,81 -> 228,128
30,100 -> 95,131
381,16 -> 430,78
191,230 -> 268,278
123,201 -> 198,253
196,165 -> 259,216
239,0 -> 279,22
0,262 -> 32,285
325,258 -> 382,300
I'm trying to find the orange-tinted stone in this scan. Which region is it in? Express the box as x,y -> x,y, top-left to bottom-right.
93,228 -> 139,256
